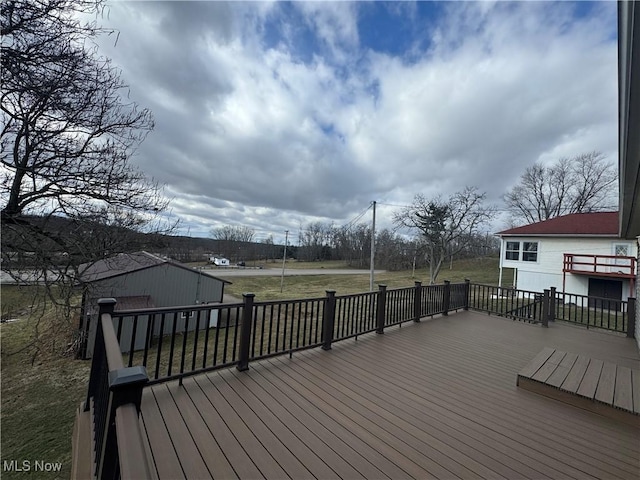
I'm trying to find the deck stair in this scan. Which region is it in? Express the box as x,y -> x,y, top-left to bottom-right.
517,347 -> 640,427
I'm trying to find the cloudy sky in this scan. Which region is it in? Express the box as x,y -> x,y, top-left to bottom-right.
97,0 -> 618,241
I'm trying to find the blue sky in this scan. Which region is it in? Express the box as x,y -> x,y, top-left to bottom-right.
97,1 -> 619,241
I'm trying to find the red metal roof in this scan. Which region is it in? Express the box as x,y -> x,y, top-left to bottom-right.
497,212 -> 619,236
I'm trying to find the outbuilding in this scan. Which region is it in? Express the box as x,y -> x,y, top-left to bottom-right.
79,251 -> 231,357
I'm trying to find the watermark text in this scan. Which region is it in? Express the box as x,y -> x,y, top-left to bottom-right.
3,460 -> 63,473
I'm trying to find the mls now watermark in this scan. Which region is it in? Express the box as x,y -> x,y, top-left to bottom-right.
3,460 -> 63,473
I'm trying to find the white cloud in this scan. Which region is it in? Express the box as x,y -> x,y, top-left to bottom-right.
97,1 -> 618,237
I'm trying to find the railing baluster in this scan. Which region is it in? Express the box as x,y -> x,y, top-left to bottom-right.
179,313 -> 191,382
167,312 -> 178,377
202,310 -> 211,369
192,310 -> 201,372
154,313 -> 165,380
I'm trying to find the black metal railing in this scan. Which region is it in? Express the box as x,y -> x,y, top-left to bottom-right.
334,291 -> 378,340
84,299 -> 151,479
107,302 -> 243,385
468,283 -> 549,325
86,281 -> 470,384
469,284 -> 637,336
553,291 -> 635,334
84,280 -> 637,388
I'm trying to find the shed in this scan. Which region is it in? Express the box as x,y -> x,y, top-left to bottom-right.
79,251 -> 231,358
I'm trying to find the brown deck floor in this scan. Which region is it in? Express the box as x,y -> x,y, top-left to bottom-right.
139,311 -> 640,480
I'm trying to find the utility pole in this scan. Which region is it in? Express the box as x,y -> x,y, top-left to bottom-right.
280,230 -> 289,293
370,201 -> 376,291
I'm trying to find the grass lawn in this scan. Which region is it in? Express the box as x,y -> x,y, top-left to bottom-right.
1,286 -> 90,479
0,256 -> 508,478
223,257 -> 509,301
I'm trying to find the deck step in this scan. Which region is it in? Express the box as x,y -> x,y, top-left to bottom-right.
517,348 -> 640,427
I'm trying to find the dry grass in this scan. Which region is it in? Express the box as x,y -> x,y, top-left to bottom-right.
1,285 -> 90,480
223,257 -> 508,301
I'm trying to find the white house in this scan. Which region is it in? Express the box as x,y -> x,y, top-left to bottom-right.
497,212 -> 637,303
209,256 -> 230,267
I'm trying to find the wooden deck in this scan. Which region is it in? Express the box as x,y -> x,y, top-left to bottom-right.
139,311 -> 640,479
517,348 -> 640,426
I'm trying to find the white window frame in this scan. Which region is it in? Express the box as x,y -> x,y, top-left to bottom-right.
505,241 -> 520,261
613,243 -> 631,257
180,310 -> 196,319
522,242 -> 538,262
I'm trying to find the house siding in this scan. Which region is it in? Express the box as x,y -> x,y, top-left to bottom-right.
500,237 -> 637,299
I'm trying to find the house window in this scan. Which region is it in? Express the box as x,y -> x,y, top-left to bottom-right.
614,244 -> 629,257
180,311 -> 195,319
505,241 -> 520,260
522,242 -> 538,262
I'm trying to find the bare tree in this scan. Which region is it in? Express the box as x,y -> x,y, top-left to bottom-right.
1,0 -> 169,356
504,152 -> 617,225
394,187 -> 496,284
331,223 -> 371,267
298,221 -> 332,261
210,225 -> 255,243
210,225 -> 255,262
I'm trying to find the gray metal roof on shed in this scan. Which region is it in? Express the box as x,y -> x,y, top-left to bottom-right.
79,251 -> 230,284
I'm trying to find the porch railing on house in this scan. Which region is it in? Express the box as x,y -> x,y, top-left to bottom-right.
563,253 -> 637,279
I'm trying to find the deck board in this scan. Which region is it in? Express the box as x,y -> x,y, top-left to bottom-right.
179,377 -> 263,480
152,385 -> 212,479
191,374 -> 289,479
546,351 -> 578,388
140,390 -> 185,479
225,367 -> 367,479
138,311 -> 640,480
614,366 -> 634,412
165,382 -> 238,480
560,355 -> 590,393
532,350 -> 566,383
212,369 -> 315,479
594,362 -> 617,405
247,361 -> 394,479
577,359 -> 603,398
633,369 -> 640,414
517,347 -> 640,430
343,338 -> 637,478
517,347 -> 555,378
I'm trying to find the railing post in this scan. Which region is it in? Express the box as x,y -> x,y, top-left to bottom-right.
376,285 -> 387,334
98,366 -> 149,480
85,298 -> 117,412
442,281 -> 451,316
541,290 -> 550,327
322,290 -> 336,350
413,281 -> 422,322
627,297 -> 636,338
237,293 -> 255,371
464,279 -> 471,311
549,287 -> 556,322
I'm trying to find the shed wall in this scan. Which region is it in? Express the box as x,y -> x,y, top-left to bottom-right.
83,264 -> 226,357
